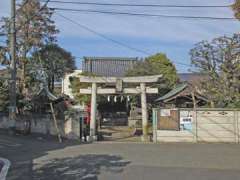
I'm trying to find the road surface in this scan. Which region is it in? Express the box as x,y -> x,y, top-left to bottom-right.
0,133 -> 240,180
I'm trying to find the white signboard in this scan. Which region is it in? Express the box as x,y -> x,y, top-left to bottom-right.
160,109 -> 171,117
180,117 -> 193,124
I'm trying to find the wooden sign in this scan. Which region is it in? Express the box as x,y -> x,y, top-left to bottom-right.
116,79 -> 123,93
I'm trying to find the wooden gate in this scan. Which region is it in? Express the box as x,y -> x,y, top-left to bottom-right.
157,109 -> 180,130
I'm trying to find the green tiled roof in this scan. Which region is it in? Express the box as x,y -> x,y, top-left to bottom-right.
155,83 -> 188,102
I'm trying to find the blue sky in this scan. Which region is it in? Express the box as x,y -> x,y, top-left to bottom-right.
0,0 -> 240,72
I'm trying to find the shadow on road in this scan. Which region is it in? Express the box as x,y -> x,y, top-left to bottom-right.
0,132 -> 130,180
34,154 -> 130,180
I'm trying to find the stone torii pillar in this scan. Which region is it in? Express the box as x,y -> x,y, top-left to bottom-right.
140,83 -> 148,140
90,82 -> 97,139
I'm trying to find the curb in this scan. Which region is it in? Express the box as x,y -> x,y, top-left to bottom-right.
0,158 -> 11,180
93,141 -> 154,144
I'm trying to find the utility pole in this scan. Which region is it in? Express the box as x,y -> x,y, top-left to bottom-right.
9,0 -> 17,129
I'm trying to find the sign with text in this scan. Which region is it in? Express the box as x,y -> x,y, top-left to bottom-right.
116,79 -> 123,93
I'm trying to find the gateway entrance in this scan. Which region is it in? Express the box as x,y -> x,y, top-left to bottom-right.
79,75 -> 162,141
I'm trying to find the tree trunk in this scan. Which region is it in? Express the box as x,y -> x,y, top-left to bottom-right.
191,91 -> 197,110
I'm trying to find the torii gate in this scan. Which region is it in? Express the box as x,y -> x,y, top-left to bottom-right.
79,75 -> 162,141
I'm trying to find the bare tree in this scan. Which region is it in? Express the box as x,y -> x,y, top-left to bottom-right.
190,34 -> 240,107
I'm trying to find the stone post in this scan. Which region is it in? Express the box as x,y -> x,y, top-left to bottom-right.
152,108 -> 158,143
140,83 -> 148,141
90,82 -> 97,140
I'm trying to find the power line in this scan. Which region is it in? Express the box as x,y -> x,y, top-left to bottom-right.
3,0 -> 30,23
1,0 -> 51,36
17,0 -> 30,11
0,0 -> 28,25
0,1 -> 51,36
56,12 -> 152,56
6,2 -> 192,68
16,0 -> 51,32
42,0 -> 231,8
56,13 -> 191,67
51,8 -> 236,21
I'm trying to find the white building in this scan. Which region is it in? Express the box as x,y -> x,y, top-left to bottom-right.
62,70 -> 82,98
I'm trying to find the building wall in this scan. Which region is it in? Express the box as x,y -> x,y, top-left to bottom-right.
62,70 -> 82,98
153,109 -> 240,143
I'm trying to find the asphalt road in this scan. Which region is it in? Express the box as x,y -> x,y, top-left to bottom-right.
1,133 -> 240,180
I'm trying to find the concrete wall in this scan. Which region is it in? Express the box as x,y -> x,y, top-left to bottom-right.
64,112 -> 82,139
153,109 -> 240,143
0,112 -> 82,140
196,110 -> 236,143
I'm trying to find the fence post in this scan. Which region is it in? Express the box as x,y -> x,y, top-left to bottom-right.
192,109 -> 198,143
152,108 -> 158,143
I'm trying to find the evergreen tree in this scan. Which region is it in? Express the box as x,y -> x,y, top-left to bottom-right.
0,0 -> 58,93
126,53 -> 179,94
31,44 -> 76,92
